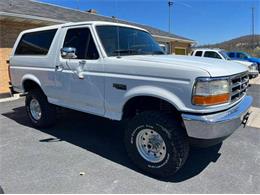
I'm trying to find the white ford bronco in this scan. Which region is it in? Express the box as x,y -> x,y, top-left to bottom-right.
9,21 -> 252,177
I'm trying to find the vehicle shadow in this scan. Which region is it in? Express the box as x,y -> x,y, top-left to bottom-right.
2,106 -> 222,182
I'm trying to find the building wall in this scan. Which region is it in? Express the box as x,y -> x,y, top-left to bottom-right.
0,20 -> 42,95
171,41 -> 192,55
156,36 -> 192,55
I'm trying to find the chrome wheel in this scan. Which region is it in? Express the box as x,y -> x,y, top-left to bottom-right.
29,98 -> 42,121
136,129 -> 167,163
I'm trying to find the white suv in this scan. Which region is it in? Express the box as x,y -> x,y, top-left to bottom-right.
9,21 -> 252,177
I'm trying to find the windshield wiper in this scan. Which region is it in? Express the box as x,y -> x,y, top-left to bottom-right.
112,49 -> 139,55
141,51 -> 165,55
112,49 -> 164,56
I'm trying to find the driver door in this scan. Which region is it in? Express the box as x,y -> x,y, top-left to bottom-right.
55,26 -> 105,116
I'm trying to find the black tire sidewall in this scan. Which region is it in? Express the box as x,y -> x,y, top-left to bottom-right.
25,89 -> 56,128
26,92 -> 43,125
125,113 -> 185,177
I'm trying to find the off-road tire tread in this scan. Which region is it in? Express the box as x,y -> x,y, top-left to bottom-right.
124,111 -> 189,178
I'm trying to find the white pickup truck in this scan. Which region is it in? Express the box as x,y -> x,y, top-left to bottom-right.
191,48 -> 259,79
9,21 -> 252,177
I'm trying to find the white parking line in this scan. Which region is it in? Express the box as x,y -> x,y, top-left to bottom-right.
248,107 -> 260,129
250,76 -> 260,85
0,94 -> 20,103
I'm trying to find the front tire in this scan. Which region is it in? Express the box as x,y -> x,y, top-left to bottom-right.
26,89 -> 56,128
124,111 -> 189,178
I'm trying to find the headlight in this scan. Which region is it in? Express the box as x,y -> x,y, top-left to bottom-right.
249,63 -> 257,71
192,78 -> 230,106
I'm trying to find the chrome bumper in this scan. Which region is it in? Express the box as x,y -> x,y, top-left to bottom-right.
249,71 -> 259,78
182,96 -> 253,139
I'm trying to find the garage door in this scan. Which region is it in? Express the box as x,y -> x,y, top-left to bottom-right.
175,48 -> 186,55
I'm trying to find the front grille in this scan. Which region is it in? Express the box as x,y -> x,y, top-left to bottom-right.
230,72 -> 249,102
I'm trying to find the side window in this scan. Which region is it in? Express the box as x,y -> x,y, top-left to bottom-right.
63,28 -> 99,60
204,51 -> 221,59
237,53 -> 247,59
195,51 -> 202,56
15,29 -> 57,55
228,52 -> 235,58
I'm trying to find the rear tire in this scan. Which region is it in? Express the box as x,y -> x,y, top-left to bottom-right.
25,89 -> 56,128
124,111 -> 189,178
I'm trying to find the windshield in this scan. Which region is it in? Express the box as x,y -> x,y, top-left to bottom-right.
220,51 -> 231,60
243,52 -> 251,58
96,25 -> 164,56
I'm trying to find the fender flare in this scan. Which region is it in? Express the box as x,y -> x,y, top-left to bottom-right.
121,85 -> 185,119
21,74 -> 42,91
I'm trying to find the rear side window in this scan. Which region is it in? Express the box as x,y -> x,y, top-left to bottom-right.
63,28 -> 99,60
204,51 -> 222,59
195,51 -> 202,56
15,29 -> 57,55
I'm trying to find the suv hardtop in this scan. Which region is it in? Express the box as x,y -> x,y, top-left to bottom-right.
9,21 -> 252,177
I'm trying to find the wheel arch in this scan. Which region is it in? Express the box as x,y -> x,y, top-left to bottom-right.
21,74 -> 42,93
121,86 -> 185,121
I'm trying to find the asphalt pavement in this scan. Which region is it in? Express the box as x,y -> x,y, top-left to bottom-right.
0,82 -> 260,193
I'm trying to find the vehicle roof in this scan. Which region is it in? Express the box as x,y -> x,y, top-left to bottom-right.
193,48 -> 225,52
227,51 -> 249,54
20,21 -> 149,34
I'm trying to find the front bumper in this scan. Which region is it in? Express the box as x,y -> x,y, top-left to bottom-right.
249,70 -> 259,78
182,96 -> 253,140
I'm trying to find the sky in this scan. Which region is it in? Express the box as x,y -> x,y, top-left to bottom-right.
39,0 -> 260,45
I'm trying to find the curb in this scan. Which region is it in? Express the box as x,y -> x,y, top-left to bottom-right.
0,94 -> 21,103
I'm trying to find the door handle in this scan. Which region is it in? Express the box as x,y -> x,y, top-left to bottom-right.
55,64 -> 63,71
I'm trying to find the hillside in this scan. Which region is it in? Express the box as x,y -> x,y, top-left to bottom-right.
197,35 -> 260,57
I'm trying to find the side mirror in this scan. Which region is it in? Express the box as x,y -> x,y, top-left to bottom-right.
61,47 -> 77,59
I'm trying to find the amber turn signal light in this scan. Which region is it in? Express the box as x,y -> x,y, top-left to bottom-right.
192,93 -> 230,106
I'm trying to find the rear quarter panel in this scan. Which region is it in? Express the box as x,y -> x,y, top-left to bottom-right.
9,27 -> 62,98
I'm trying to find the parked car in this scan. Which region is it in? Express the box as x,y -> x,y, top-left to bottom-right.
9,21 -> 252,178
226,51 -> 260,72
191,48 -> 259,78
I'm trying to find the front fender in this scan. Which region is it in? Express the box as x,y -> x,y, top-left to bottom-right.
122,85 -> 186,114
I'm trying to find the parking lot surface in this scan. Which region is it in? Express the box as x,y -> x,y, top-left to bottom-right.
0,79 -> 260,193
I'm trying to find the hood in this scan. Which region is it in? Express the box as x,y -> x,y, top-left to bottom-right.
250,57 -> 260,63
122,55 -> 248,77
232,60 -> 252,67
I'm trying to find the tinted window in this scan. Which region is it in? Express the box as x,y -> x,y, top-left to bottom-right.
220,51 -> 231,60
63,28 -> 99,60
195,51 -> 202,56
96,26 -> 164,56
15,29 -> 57,55
204,51 -> 222,59
228,52 -> 235,58
237,53 -> 248,59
